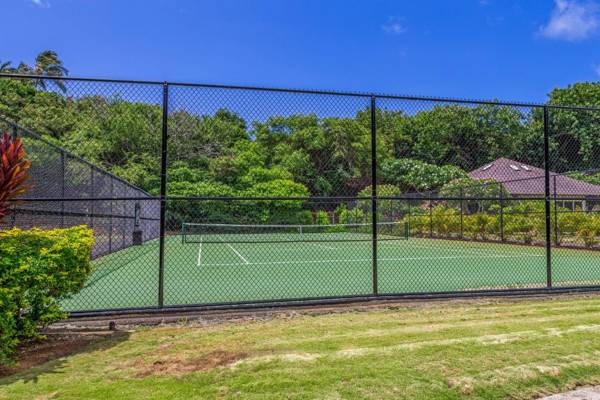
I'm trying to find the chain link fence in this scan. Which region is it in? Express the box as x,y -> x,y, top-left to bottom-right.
1,73 -> 600,313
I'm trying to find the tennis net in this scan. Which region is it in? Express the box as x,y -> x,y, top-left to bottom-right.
181,221 -> 409,244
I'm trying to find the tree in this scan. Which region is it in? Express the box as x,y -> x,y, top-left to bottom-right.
545,83 -> 600,173
11,51 -> 69,93
439,177 -> 508,212
406,104 -> 526,170
242,179 -> 310,223
380,158 -> 466,193
0,61 -> 15,73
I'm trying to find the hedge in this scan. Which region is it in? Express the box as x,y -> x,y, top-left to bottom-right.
0,226 -> 94,365
404,203 -> 600,247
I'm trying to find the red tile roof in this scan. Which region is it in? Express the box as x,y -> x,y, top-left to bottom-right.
468,158 -> 600,196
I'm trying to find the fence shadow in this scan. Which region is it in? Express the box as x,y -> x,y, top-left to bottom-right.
0,330 -> 130,384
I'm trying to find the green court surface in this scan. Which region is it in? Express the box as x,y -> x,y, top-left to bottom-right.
62,234 -> 600,312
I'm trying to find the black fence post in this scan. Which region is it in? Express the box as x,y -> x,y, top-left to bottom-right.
407,199 -> 412,239
10,122 -> 18,140
9,123 -> 18,229
158,82 -> 169,308
370,96 -> 378,296
109,177 -> 113,253
543,106 -> 552,288
90,165 -> 94,229
429,198 -> 433,238
60,151 -> 66,228
499,186 -> 504,242
459,187 -> 464,239
553,175 -> 559,246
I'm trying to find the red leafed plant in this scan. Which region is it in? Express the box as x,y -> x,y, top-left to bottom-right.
0,132 -> 30,222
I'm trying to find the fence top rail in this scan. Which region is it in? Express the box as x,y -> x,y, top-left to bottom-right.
7,195 -> 565,202
2,73 -> 600,112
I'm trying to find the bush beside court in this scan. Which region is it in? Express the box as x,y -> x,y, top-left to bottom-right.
0,226 -> 94,365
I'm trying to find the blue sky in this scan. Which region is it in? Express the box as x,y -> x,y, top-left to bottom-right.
2,0 -> 600,103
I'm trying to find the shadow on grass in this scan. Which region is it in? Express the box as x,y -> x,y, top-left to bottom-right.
0,330 -> 131,385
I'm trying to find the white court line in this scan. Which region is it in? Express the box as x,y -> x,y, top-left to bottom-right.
196,237 -> 203,267
201,253 -> 543,268
309,242 -> 337,250
218,235 -> 250,264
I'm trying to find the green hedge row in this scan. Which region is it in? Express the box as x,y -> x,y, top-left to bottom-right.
0,226 -> 94,365
405,203 -> 600,247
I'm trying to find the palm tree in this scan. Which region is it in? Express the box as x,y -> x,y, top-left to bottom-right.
10,51 -> 69,92
31,50 -> 69,92
0,60 -> 15,73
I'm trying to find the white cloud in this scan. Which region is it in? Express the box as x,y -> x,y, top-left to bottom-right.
30,0 -> 50,8
539,0 -> 599,41
382,17 -> 407,35
594,64 -> 600,77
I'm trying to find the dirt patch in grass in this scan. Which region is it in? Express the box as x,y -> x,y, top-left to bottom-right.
135,350 -> 248,377
0,332 -> 114,378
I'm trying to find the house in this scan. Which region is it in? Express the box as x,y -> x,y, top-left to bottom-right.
468,158 -> 600,211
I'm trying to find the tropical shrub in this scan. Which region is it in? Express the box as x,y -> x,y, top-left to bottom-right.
576,216 -> 600,248
430,206 -> 461,237
0,132 -> 30,221
337,205 -> 366,225
315,210 -> 330,225
463,213 -> 498,240
502,202 -> 544,244
552,207 -> 584,245
0,226 -> 94,365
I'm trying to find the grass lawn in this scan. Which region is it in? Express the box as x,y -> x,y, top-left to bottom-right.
4,295 -> 600,399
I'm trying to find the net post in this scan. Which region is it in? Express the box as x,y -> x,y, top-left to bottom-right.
543,106 -> 552,288
370,95 -> 378,296
158,82 -> 169,308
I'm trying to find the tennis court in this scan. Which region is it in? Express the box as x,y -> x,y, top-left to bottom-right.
62,222 -> 600,311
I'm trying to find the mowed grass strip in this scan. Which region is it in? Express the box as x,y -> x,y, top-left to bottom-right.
5,297 -> 600,399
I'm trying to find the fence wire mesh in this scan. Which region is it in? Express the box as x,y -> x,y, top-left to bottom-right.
1,74 -> 600,313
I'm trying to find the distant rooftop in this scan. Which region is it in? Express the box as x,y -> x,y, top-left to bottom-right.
468,157 -> 600,197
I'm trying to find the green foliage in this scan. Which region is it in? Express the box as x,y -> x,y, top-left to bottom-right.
167,181 -> 235,224
238,166 -> 292,188
408,104 -> 526,170
357,184 -> 402,221
430,206 -> 461,237
463,213 -> 498,240
241,179 -> 310,223
566,171 -> 600,186
336,205 -> 366,224
380,158 -> 466,192
439,177 -> 507,212
0,226 -> 94,364
315,210 -> 330,225
503,202 -> 544,244
575,216 -> 600,248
